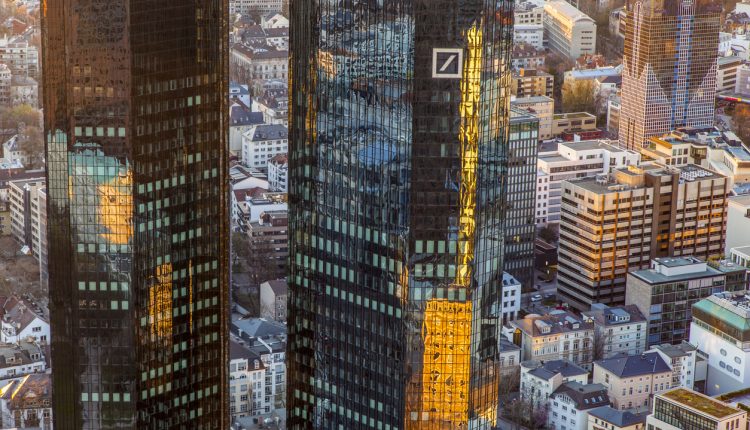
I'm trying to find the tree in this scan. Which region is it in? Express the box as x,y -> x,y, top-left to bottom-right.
538,225 -> 558,244
733,104 -> 750,144
562,79 -> 597,114
593,328 -> 613,361
503,398 -> 548,430
18,125 -> 44,168
281,0 -> 289,17
0,105 -> 42,129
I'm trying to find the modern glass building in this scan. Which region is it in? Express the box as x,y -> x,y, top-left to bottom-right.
504,108 -> 539,291
42,1 -> 229,428
288,1 -> 514,429
619,0 -> 721,150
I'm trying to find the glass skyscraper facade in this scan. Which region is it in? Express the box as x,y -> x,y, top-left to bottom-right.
288,1 -> 514,429
619,0 -> 721,150
504,108 -> 539,291
42,0 -> 229,428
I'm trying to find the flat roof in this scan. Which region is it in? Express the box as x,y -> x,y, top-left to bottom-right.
554,112 -> 596,120
661,388 -> 743,420
725,146 -> 750,161
629,265 -> 722,285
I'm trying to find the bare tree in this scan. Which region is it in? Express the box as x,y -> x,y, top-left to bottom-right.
593,328 -> 613,361
562,79 -> 597,114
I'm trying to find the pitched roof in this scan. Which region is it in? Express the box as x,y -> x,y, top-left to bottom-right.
595,352 -> 671,378
511,311 -> 593,337
523,359 -> 587,380
588,406 -> 648,427
262,279 -> 287,295
552,382 -> 609,410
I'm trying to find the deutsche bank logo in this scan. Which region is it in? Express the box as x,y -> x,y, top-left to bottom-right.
432,48 -> 463,79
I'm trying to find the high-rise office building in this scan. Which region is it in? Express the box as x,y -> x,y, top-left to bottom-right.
288,1 -> 514,429
42,1 -> 229,428
558,163 -> 728,311
505,108 -> 540,290
619,0 -> 721,150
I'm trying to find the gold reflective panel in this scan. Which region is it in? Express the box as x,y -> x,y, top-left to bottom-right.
455,24 -> 483,287
149,263 -> 173,344
97,170 -> 133,244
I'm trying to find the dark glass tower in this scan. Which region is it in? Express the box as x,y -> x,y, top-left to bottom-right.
42,0 -> 229,428
288,1 -> 514,429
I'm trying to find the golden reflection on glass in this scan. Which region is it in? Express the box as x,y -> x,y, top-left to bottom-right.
418,299 -> 472,429
97,170 -> 133,244
149,263 -> 173,343
455,24 -> 482,288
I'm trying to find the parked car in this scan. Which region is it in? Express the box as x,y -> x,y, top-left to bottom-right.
531,294 -> 542,302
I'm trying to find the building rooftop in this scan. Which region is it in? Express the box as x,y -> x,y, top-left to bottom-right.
262,279 -> 287,296
544,0 -> 595,23
511,311 -> 593,337
650,341 -> 697,358
594,352 -> 670,378
692,293 -> 750,334
553,112 -> 596,120
629,261 -> 721,285
588,406 -> 648,427
582,304 -> 646,327
512,95 -> 554,105
551,382 -> 609,410
661,388 -> 743,420
523,359 -> 588,381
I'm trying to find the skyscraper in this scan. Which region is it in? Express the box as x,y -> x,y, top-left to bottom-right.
619,0 -> 721,150
42,1 -> 229,428
504,108 -> 540,290
288,1 -> 514,429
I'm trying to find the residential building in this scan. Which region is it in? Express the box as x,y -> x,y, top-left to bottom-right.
505,108 -> 540,289
229,340 -> 268,419
565,66 -> 622,85
536,140 -> 640,225
559,164 -> 729,311
649,342 -> 699,391
690,293 -> 750,395
627,257 -> 735,347
288,2 -> 514,428
252,94 -> 288,126
246,211 -> 288,281
0,374 -> 52,430
0,64 -> 10,107
0,296 -> 49,344
231,319 -> 286,411
511,43 -> 546,71
647,388 -> 746,430
499,338 -> 521,379
512,69 -> 553,98
0,36 -> 38,78
267,153 -> 287,192
520,359 -> 589,408
233,191 -> 285,231
593,352 -> 672,411
260,280 -> 287,323
587,406 -> 647,430
607,97 -> 621,138
3,133 -> 29,166
513,24 -> 544,50
552,112 -> 599,140
548,382 -> 610,430
230,45 -> 288,82
499,272 -> 522,324
229,102 -> 264,152
736,63 -> 750,96
260,12 -> 289,29
241,124 -> 288,169
511,312 -> 595,370
8,177 -> 44,260
512,95 -> 554,140
0,341 -> 45,379
10,76 -> 37,108
42,0 -> 230,426
727,195 -> 750,255
544,1 -> 597,60
515,0 -> 545,25
717,56 -> 744,94
619,0 -> 721,150
582,304 -> 647,359
229,0 -> 282,15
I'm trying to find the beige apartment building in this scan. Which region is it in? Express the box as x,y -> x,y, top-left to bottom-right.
544,0 -> 596,60
512,95 -> 554,140
552,112 -> 597,137
512,68 -> 554,98
558,163 -> 729,311
510,311 -> 595,370
593,352 -> 672,412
